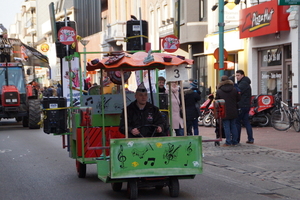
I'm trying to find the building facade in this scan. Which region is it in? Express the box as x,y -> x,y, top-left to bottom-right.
240,0 -> 299,104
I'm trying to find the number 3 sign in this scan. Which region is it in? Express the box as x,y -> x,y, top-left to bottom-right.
165,64 -> 188,82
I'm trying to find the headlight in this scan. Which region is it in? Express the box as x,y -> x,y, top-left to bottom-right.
12,99 -> 18,102
5,99 -> 11,103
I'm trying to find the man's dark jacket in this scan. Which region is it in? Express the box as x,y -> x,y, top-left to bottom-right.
216,80 -> 241,120
183,89 -> 201,121
119,100 -> 166,137
237,76 -> 252,108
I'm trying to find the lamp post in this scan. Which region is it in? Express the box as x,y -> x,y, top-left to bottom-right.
218,0 -> 225,77
212,0 -> 241,77
80,39 -> 90,80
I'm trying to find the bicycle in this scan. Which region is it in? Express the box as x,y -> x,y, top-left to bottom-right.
271,94 -> 300,132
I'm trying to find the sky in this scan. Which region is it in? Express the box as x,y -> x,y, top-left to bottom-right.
0,0 -> 24,32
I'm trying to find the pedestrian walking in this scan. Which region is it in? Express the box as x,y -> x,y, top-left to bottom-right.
216,75 -> 240,146
235,69 -> 254,144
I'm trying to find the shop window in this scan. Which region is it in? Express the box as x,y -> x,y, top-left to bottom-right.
195,56 -> 209,104
261,71 -> 282,95
261,48 -> 282,67
199,0 -> 207,21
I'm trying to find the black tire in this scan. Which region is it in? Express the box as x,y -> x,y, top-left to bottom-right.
271,109 -> 291,131
257,113 -> 270,127
76,160 -> 86,178
169,177 -> 179,197
127,180 -> 138,200
212,116 -> 216,127
22,116 -> 29,127
203,114 -> 213,127
292,111 -> 300,132
28,99 -> 41,129
111,182 -> 123,191
198,116 -> 204,126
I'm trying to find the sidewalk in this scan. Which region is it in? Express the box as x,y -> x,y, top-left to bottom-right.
199,125 -> 300,154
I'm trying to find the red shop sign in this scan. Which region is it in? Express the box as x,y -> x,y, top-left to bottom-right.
239,0 -> 290,39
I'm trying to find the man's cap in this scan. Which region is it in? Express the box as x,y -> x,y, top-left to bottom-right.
136,82 -> 147,93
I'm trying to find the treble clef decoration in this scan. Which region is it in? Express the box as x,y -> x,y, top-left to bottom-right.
186,142 -> 192,156
118,145 -> 127,168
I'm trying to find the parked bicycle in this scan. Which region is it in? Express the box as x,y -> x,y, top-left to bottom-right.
271,94 -> 300,132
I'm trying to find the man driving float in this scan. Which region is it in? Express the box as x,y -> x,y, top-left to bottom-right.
119,82 -> 167,138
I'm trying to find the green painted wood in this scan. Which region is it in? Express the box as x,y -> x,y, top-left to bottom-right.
97,160 -> 110,182
92,114 -> 121,126
72,112 -> 121,127
109,136 -> 202,179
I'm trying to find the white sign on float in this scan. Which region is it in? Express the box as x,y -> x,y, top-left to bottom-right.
165,64 -> 188,82
62,57 -> 84,106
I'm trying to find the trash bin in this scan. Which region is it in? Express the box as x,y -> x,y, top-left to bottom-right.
42,97 -> 67,134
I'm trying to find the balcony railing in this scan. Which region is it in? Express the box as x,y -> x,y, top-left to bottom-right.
104,21 -> 126,43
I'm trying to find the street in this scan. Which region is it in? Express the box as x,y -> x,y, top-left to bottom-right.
1,119 -> 300,200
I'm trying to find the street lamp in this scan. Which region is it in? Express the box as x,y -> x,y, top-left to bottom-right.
211,0 -> 225,77
80,39 -> 90,80
211,0 -> 240,77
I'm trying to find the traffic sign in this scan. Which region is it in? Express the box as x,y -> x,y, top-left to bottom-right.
213,48 -> 228,60
162,35 -> 180,53
58,26 -> 76,45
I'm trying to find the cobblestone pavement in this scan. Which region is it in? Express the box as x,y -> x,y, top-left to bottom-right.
199,126 -> 300,199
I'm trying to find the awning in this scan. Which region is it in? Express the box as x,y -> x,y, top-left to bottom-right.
86,51 -> 194,72
21,42 -> 50,68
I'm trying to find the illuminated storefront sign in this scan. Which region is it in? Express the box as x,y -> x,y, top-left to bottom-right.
239,0 -> 290,39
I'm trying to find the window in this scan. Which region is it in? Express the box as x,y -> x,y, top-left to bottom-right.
157,8 -> 161,27
199,0 -> 207,21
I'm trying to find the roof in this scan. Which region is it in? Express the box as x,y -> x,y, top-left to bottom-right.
86,51 -> 193,71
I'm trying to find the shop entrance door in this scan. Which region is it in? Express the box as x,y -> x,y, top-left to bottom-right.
285,62 -> 292,104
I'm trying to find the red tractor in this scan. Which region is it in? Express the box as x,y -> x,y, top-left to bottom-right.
0,62 -> 41,128
0,28 -> 47,128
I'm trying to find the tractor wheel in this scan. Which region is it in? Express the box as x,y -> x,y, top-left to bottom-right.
28,99 -> 41,129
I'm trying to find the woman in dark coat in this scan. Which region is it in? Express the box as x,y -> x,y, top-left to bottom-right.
216,75 -> 241,146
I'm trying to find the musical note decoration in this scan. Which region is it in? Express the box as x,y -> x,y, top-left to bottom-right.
163,143 -> 182,165
117,145 -> 127,168
131,143 -> 154,159
85,97 -> 93,106
186,142 -> 193,156
144,158 -> 156,166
